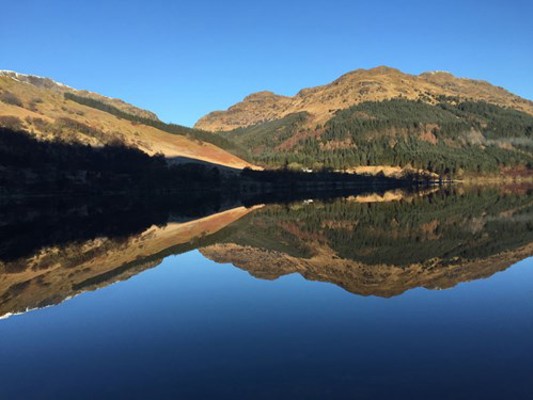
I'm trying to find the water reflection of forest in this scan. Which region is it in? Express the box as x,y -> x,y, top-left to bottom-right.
1,186 -> 532,318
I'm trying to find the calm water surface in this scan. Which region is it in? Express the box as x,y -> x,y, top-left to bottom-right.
0,187 -> 532,399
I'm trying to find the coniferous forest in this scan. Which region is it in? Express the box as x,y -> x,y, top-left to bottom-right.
223,98 -> 533,176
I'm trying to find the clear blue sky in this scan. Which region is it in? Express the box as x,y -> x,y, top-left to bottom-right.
2,0 -> 532,127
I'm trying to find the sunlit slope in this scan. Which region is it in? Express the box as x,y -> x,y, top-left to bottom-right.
0,72 -> 253,169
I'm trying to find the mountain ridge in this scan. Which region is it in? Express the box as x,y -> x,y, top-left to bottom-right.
195,66 -> 533,132
0,70 -> 160,121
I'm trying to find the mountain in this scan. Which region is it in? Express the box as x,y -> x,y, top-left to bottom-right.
0,71 -> 252,169
4,67 -> 533,177
195,67 -> 533,176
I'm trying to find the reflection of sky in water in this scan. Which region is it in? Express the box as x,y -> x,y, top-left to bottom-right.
1,250 -> 532,399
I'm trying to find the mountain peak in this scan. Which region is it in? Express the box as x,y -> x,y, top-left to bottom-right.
367,65 -> 403,73
0,70 -> 73,90
242,90 -> 287,101
419,70 -> 453,76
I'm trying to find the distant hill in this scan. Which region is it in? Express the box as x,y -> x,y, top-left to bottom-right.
196,67 -> 533,176
0,71 -> 253,169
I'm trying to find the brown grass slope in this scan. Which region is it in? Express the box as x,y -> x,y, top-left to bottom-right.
195,66 -> 533,131
0,71 -> 253,169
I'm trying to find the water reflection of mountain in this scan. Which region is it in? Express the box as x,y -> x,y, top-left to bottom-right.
0,188 -> 398,317
201,186 -> 533,297
1,186 -> 532,318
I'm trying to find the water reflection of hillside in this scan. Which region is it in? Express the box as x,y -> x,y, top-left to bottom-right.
1,186 -> 532,318
0,202 -> 259,318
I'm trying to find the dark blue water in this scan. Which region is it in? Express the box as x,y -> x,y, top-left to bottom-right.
1,249 -> 532,400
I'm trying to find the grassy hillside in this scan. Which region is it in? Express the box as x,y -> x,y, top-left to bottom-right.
63,92 -> 249,159
0,73 -> 253,169
222,99 -> 533,176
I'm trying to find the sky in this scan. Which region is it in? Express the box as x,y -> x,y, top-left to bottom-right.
1,0 -> 532,127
